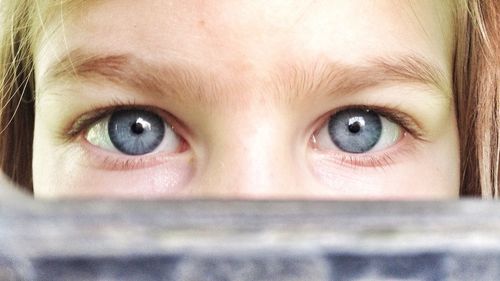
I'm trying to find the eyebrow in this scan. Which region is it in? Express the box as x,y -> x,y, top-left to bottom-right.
41,48 -> 451,105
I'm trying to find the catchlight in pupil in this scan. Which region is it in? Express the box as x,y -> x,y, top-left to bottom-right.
131,118 -> 150,135
348,117 -> 364,134
108,110 -> 166,155
328,109 -> 382,153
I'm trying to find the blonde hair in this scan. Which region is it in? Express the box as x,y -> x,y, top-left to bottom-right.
1,0 -> 498,196
454,0 -> 499,197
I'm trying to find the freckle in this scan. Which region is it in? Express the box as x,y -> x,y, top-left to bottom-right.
198,20 -> 206,28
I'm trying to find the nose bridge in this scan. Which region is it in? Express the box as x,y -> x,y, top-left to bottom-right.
203,111 -> 297,198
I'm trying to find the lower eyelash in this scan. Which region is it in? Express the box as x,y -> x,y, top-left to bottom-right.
338,153 -> 395,168
315,134 -> 420,170
76,135 -> 176,170
96,144 -> 190,170
101,155 -> 149,170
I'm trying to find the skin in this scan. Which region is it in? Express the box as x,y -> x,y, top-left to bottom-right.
32,0 -> 460,199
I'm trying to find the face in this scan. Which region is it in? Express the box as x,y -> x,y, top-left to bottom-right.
32,0 -> 459,199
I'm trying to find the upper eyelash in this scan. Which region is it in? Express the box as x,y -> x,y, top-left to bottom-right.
64,99 -> 146,139
309,105 -> 425,168
66,109 -> 109,138
59,97 -> 139,140
325,104 -> 428,141
65,102 -> 425,153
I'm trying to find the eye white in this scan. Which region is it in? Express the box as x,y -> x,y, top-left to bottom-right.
314,114 -> 402,153
85,114 -> 181,155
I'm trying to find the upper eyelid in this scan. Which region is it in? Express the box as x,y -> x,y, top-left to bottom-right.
313,105 -> 427,141
66,110 -> 106,138
355,106 -> 426,140
67,103 -> 426,142
66,104 -> 180,139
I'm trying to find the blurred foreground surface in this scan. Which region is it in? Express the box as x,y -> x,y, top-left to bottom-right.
1,184 -> 500,281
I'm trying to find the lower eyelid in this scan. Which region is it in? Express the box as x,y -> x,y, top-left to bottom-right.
78,105 -> 193,153
69,101 -> 420,168
77,134 -> 191,170
311,130 -> 415,168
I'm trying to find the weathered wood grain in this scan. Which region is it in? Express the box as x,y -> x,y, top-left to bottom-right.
1,181 -> 499,280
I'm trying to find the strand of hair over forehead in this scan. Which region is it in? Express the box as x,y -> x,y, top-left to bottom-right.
0,0 -> 35,135
0,0 -> 83,131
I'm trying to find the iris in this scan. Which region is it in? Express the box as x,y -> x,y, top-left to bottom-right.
328,109 -> 382,153
108,109 -> 165,155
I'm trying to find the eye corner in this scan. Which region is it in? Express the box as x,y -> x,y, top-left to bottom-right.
72,107 -> 186,158
310,106 -> 415,165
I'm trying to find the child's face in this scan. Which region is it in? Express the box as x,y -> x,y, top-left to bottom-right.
32,0 -> 459,199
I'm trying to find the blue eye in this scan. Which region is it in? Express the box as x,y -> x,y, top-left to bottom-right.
85,109 -> 181,156
328,109 -> 382,153
315,108 -> 402,154
108,110 -> 165,155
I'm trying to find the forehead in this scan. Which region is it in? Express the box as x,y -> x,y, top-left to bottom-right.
36,0 -> 455,85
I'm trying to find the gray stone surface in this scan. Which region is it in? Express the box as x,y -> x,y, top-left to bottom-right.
2,183 -> 500,280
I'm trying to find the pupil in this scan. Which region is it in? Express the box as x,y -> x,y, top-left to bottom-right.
108,110 -> 165,156
328,109 -> 382,154
348,121 -> 362,133
131,122 -> 145,135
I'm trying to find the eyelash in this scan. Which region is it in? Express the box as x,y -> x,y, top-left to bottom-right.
63,99 -> 190,170
64,98 -> 142,139
310,104 -> 427,168
315,139 -> 418,169
65,101 -> 425,170
314,104 -> 425,139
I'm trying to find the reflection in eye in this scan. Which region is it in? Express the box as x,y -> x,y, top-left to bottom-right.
315,108 -> 402,153
86,109 -> 181,155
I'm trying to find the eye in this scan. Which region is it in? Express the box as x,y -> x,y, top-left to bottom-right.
85,109 -> 181,155
314,108 -> 402,153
